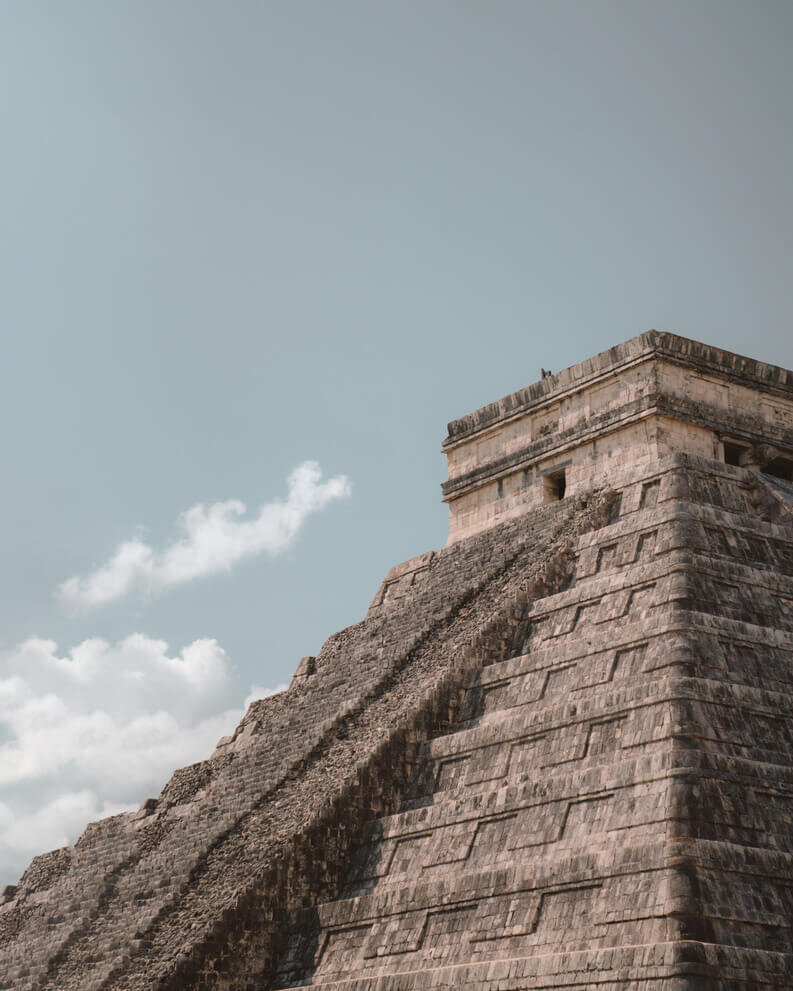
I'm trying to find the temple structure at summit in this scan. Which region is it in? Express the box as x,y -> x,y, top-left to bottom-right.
2,331 -> 793,990
442,331 -> 792,542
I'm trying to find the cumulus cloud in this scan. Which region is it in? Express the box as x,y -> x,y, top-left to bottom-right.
0,635 -> 279,887
56,461 -> 351,610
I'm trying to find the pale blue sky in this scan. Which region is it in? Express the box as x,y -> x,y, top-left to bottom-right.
0,1 -> 792,881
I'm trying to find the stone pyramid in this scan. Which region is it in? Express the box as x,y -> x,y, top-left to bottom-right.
2,331 -> 793,990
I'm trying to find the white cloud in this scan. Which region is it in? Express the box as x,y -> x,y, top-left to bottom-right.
56,461 -> 351,610
0,792 -> 131,878
0,635 -> 272,887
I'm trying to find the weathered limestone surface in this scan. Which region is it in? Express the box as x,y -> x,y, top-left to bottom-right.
0,485 -> 614,990
2,333 -> 793,990
443,330 -> 793,542
271,457 -> 793,990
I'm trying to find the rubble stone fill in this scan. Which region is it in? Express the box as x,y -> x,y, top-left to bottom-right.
2,332 -> 793,990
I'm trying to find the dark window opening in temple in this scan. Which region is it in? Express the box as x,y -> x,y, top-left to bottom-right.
723,442 -> 747,467
545,469 -> 566,502
763,457 -> 793,483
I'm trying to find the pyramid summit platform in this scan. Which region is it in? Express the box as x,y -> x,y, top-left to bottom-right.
2,331 -> 793,990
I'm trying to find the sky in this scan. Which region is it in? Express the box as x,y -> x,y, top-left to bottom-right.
0,0 -> 791,886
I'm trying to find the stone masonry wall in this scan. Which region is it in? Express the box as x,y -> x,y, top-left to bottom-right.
442,332 -> 793,542
270,454 -> 793,991
3,445 -> 793,990
0,483 -> 616,991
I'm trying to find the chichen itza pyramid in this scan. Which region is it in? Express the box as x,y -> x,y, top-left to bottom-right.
2,330 -> 793,989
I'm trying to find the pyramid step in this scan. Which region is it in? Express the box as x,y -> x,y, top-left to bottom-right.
344,777 -> 666,896
521,572 -> 792,657
572,494 -> 793,580
280,942 -> 793,990
275,838 -> 793,988
405,673 -> 793,810
272,842 -> 674,988
462,611 -> 793,721
359,750 -> 672,843
349,750 -> 793,892
456,640 -> 654,723
402,679 -> 671,809
345,753 -> 793,900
